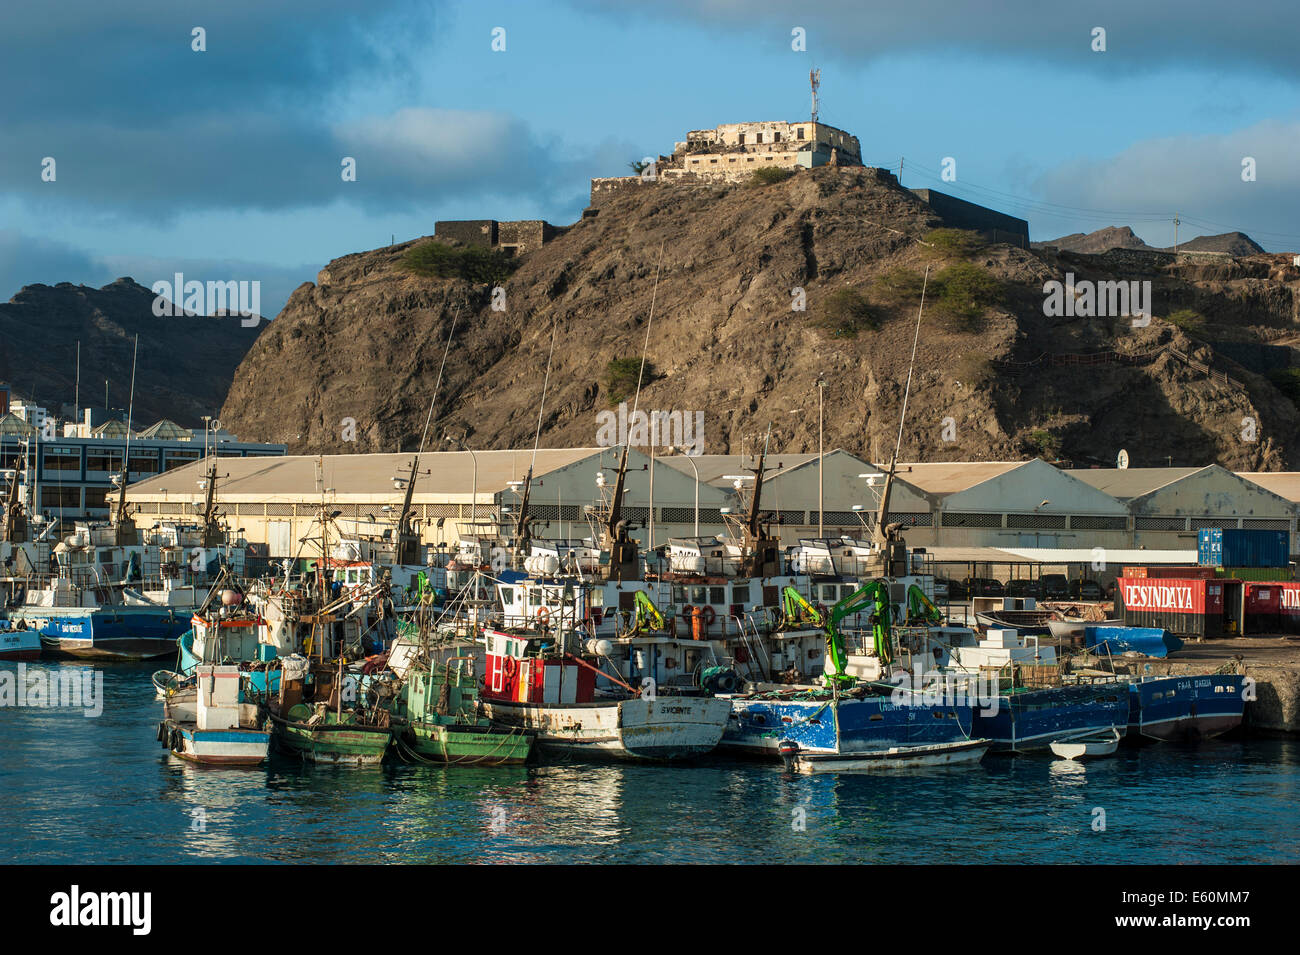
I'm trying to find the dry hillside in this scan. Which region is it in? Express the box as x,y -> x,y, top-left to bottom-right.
220,166 -> 1300,469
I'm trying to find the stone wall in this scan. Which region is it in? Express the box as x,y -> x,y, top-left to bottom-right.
911,189 -> 1030,247
434,219 -> 497,248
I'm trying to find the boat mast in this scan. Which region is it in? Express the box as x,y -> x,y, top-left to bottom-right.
870,266 -> 929,577
741,424 -> 780,577
113,335 -> 140,546
514,319 -> 558,568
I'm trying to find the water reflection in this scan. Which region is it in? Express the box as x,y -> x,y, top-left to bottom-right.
0,663 -> 1296,863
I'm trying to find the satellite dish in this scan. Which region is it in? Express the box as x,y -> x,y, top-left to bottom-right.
1117,449 -> 1130,470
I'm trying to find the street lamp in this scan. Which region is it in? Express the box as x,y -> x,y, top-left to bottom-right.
674,446 -> 700,537
444,433 -> 478,528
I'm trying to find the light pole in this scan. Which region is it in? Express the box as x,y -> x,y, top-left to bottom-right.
817,375 -> 826,538
676,446 -> 700,537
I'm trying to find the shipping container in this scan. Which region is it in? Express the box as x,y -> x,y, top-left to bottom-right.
1275,582 -> 1300,634
1122,565 -> 1216,580
1117,576 -> 1227,638
1244,581 -> 1282,634
1197,528 -> 1289,568
1216,566 -> 1293,582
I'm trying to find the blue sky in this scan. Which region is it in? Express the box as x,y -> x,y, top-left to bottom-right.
3,0 -> 1298,316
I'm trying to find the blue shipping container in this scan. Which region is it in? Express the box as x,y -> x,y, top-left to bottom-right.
1197,528 -> 1290,568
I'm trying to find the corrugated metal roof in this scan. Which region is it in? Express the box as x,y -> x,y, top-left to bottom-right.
126,448 -> 605,499
923,546 -> 1197,565
894,461 -> 1025,494
1236,472 -> 1300,503
1066,467 -> 1202,499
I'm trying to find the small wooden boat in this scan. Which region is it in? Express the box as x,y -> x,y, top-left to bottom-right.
975,610 -> 1054,636
1046,617 -> 1121,640
1049,725 -> 1121,760
779,737 -> 991,774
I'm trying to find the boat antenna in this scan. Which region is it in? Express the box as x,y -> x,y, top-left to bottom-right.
514,317 -> 558,565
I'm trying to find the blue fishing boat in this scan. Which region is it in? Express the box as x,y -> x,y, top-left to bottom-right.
38,606 -> 191,661
1087,626 -> 1183,658
722,688 -> 978,757
1125,673 -> 1247,741
973,683 -> 1131,753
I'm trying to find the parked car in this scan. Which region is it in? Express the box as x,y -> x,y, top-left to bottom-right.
1006,578 -> 1043,598
931,578 -> 949,601
963,577 -> 1004,597
1039,574 -> 1070,599
1071,578 -> 1104,600
938,577 -> 969,601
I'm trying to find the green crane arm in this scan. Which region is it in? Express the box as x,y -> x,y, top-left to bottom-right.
633,590 -> 664,633
906,583 -> 945,626
781,585 -> 824,629
823,579 -> 893,687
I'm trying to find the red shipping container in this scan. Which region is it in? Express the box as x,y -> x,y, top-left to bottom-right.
1277,583 -> 1300,634
1122,565 -> 1216,580
1245,582 -> 1281,613
1117,577 -> 1225,637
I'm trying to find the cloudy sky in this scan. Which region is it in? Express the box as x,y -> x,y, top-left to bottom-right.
4,0 -> 1298,316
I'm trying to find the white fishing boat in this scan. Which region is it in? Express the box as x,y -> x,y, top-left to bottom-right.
1046,617 -> 1121,640
1049,725 -> 1122,760
158,665 -> 270,766
779,737 -> 992,774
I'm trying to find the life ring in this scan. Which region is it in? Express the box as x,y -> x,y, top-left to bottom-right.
503,656 -> 518,678
536,607 -> 550,628
681,604 -> 694,623
701,605 -> 716,626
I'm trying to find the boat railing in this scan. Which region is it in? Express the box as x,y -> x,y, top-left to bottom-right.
729,614 -> 770,682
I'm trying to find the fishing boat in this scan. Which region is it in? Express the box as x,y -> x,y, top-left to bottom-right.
158,664 -> 271,766
1049,725 -> 1121,760
480,624 -> 731,760
1087,626 -> 1183,658
391,653 -> 533,765
1125,673 -> 1247,741
778,737 -> 991,773
973,683 -> 1130,752
0,621 -> 41,660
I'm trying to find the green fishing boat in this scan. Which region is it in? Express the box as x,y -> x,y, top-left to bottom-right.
393,655 -> 533,766
268,701 -> 393,764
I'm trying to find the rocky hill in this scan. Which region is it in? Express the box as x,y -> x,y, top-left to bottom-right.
1037,226 -> 1267,257
0,278 -> 265,426
219,166 -> 1300,469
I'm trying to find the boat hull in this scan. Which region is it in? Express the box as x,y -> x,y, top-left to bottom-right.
975,684 -> 1131,752
36,609 -> 190,661
481,696 -> 730,761
158,719 -> 270,766
721,692 -> 976,758
0,628 -> 42,660
790,738 -> 991,774
402,721 -> 533,765
1126,674 -> 1246,741
270,715 -> 392,764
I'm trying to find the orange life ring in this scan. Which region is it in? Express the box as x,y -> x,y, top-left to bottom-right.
701,605 -> 716,625
504,656 -> 518,678
536,607 -> 550,628
681,605 -> 694,623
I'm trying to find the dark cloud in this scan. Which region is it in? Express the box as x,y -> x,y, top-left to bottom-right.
583,0 -> 1300,79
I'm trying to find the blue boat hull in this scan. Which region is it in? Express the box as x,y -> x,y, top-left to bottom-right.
1087,626 -> 1183,658
721,692 -> 977,757
1126,674 -> 1246,741
36,609 -> 190,661
974,684 -> 1130,752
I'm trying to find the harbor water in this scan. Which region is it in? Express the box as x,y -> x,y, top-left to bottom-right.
2,662 -> 1297,865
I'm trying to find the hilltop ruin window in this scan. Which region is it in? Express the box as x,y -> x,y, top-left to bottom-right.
797,127 -> 805,140
774,131 -> 781,142
756,133 -> 763,143
738,133 -> 745,144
